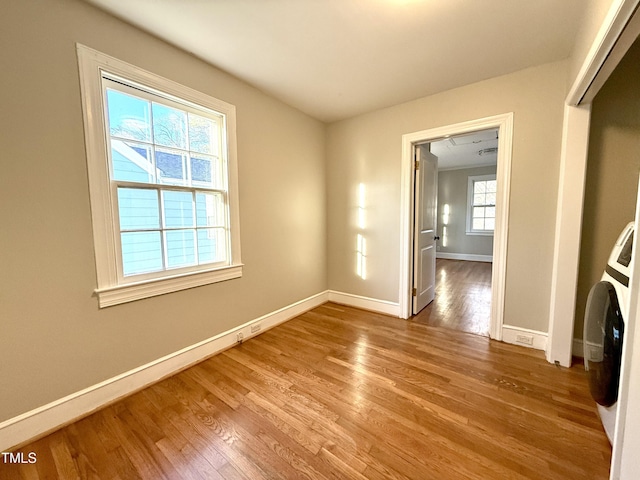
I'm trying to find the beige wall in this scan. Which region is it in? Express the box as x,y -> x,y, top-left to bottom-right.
574,37 -> 640,340
437,165 -> 497,257
0,0 -> 327,423
326,60 -> 568,332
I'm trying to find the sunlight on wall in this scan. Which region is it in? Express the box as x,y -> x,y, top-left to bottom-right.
356,183 -> 367,280
442,204 -> 450,247
357,233 -> 367,280
358,183 -> 366,229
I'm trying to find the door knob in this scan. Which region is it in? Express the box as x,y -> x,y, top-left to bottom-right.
434,236 -> 440,240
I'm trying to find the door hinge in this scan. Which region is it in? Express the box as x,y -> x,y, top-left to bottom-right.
414,159 -> 420,171
412,287 -> 417,296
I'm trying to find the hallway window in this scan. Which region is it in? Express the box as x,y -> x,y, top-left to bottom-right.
466,174 -> 496,235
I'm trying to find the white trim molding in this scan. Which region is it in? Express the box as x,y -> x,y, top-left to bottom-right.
436,252 -> 492,263
0,292 -> 329,452
546,104 -> 591,367
96,265 -> 244,308
502,325 -> 548,351
328,291 -> 401,317
400,113 -> 513,345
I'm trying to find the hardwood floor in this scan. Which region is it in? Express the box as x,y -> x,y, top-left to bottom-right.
1,303 -> 610,479
414,259 -> 492,337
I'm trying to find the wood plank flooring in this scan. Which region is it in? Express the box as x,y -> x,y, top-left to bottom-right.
414,259 -> 492,337
0,303 -> 611,479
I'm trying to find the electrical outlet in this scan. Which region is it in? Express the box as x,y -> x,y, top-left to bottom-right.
236,332 -> 244,343
515,334 -> 534,346
251,323 -> 262,334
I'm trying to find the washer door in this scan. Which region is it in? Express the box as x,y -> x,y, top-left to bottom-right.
584,281 -> 624,407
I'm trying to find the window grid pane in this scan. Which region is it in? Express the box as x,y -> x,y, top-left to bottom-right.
165,229 -> 197,269
472,218 -> 485,230
121,231 -> 163,276
117,188 -> 160,231
153,103 -> 188,149
188,112 -> 219,155
118,188 -> 227,276
107,90 -> 224,188
470,178 -> 496,232
197,228 -> 227,264
106,82 -> 230,278
162,190 -> 195,229
112,140 -> 154,183
106,89 -> 152,143
196,192 -> 226,227
474,181 -> 486,194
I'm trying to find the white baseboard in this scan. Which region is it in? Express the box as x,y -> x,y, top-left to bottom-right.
573,338 -> 584,358
436,252 -> 493,262
502,325 -> 548,351
328,290 -> 401,317
0,291 -> 329,452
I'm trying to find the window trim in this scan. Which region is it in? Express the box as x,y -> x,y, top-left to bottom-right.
466,174 -> 496,236
77,44 -> 242,307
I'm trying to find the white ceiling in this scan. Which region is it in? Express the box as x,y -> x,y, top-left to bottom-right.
430,129 -> 498,170
86,0 -> 587,123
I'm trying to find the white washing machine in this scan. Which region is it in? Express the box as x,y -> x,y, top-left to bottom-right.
584,222 -> 633,444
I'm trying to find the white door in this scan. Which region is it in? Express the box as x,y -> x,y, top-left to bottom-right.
412,145 -> 438,314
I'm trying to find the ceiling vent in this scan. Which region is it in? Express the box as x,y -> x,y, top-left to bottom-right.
478,147 -> 498,156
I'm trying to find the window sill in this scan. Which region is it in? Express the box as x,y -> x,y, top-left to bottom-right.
95,264 -> 243,308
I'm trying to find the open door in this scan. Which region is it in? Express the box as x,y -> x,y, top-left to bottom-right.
412,144 -> 438,314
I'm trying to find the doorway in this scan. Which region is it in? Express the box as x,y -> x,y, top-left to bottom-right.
399,113 -> 514,341
411,129 -> 498,336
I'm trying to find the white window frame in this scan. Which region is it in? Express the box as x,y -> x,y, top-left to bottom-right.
466,174 -> 496,236
77,44 -> 242,307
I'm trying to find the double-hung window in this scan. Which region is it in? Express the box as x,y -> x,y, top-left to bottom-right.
78,45 -> 242,307
467,174 -> 496,235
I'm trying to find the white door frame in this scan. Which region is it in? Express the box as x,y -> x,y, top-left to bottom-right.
399,113 -> 514,341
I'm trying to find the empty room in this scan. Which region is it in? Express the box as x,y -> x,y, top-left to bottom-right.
3,0 -> 640,479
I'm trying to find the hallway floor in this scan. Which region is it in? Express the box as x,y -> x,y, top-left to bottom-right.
412,259 -> 492,336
